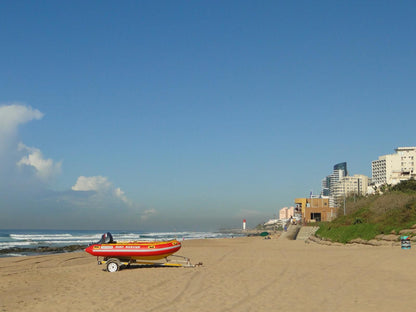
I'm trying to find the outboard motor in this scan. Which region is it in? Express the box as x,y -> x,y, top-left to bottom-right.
97,232 -> 114,244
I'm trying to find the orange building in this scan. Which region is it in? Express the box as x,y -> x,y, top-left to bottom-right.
294,197 -> 337,223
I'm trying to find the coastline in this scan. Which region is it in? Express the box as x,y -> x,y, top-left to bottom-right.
0,244 -> 88,257
1,236 -> 415,312
0,228 -> 278,258
0,229 -> 245,258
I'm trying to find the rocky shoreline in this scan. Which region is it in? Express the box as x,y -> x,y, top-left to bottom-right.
0,244 -> 88,255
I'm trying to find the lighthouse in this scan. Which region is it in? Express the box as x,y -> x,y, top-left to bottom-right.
243,219 -> 246,231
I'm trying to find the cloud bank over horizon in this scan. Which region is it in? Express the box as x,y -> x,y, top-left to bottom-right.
0,103 -> 268,231
0,103 -> 154,230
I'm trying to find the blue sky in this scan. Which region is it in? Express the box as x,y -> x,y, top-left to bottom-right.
1,1 -> 415,231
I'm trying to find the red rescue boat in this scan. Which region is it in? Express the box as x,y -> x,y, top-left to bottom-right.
86,233 -> 200,272
85,232 -> 181,261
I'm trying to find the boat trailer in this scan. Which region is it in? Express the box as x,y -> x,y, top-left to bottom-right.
97,255 -> 202,272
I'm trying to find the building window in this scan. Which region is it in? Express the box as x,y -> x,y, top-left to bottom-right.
311,213 -> 321,222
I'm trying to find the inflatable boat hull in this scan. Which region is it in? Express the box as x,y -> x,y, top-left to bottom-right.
85,240 -> 182,261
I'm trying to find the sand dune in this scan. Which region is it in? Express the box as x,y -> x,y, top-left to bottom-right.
0,236 -> 415,312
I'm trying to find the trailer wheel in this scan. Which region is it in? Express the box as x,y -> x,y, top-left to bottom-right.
106,259 -> 120,272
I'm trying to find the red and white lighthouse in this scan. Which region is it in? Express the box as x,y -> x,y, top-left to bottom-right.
243,219 -> 246,231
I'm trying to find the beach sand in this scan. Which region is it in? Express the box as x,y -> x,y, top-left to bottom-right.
0,236 -> 415,312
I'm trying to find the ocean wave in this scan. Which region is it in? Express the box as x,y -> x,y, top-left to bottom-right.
3,253 -> 26,257
10,234 -> 101,241
0,241 -> 39,248
0,230 -> 242,251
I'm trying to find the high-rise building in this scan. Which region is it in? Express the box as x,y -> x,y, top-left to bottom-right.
321,176 -> 331,196
321,162 -> 348,203
322,162 -> 369,207
334,162 -> 348,176
372,147 -> 416,186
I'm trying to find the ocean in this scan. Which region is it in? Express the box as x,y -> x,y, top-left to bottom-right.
0,229 -> 241,257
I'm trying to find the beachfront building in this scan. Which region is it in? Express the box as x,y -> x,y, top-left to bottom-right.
322,162 -> 348,206
322,162 -> 370,207
322,163 -> 348,193
331,174 -> 369,207
372,147 -> 416,187
294,196 -> 337,223
279,206 -> 295,220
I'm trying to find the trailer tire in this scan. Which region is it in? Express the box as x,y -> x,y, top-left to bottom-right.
106,259 -> 120,272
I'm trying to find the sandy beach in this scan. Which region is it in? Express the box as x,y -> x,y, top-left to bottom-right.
0,236 -> 415,312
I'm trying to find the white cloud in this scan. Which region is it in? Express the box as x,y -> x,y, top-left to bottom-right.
140,208 -> 157,221
72,176 -> 112,192
0,104 -> 44,159
17,143 -> 62,182
72,176 -> 131,205
114,187 -> 129,204
0,103 -> 43,136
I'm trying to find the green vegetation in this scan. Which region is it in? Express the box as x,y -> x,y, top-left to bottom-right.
315,179 -> 416,243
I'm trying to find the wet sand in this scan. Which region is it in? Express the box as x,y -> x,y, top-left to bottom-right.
0,236 -> 415,312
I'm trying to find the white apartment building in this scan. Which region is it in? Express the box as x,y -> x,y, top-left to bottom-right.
372,147 -> 416,187
330,169 -> 346,193
328,169 -> 348,207
332,174 -> 369,199
322,162 -> 349,207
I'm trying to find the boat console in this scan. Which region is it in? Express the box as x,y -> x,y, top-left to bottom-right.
97,232 -> 114,244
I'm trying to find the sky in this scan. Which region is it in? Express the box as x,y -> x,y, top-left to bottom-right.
0,1 -> 415,231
